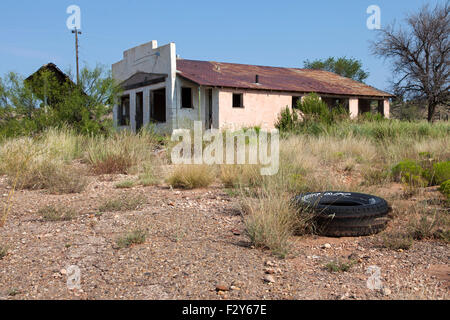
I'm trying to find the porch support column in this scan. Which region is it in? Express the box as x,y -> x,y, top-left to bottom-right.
349,98 -> 359,119
383,99 -> 390,119
143,89 -> 150,126
130,91 -> 136,132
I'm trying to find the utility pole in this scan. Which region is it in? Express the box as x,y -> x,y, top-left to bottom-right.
71,27 -> 82,85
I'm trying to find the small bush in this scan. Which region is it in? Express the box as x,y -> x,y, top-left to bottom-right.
115,180 -> 135,189
382,232 -> 414,250
275,107 -> 300,132
431,161 -> 450,185
38,206 -> 78,222
116,229 -> 147,248
167,164 -> 216,189
98,195 -> 146,212
439,180 -> 450,200
324,259 -> 356,272
391,160 -> 428,187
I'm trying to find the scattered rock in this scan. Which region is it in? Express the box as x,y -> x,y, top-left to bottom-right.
322,243 -> 332,249
263,275 -> 275,283
382,287 -> 392,296
216,283 -> 230,291
265,261 -> 275,267
60,269 -> 67,275
264,267 -> 275,274
230,285 -> 240,291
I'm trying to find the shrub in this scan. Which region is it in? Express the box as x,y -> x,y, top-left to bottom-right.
116,229 -> 147,248
98,195 -> 146,212
38,206 -> 78,222
431,161 -> 450,185
275,107 -> 300,132
439,180 -> 450,200
167,164 -> 216,189
391,160 -> 428,187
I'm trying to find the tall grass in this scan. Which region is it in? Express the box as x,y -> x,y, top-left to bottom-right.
85,130 -> 158,174
167,164 -> 216,189
0,135 -> 87,193
237,123 -> 449,256
281,118 -> 450,142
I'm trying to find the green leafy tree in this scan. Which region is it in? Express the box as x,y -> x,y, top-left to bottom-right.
303,57 -> 369,82
0,64 -> 121,138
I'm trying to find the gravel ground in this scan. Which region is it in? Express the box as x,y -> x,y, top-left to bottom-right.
0,175 -> 448,300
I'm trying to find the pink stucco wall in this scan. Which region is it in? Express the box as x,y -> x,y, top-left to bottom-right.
218,89 -> 292,129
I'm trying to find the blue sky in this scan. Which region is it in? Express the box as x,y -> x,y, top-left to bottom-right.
0,0 -> 444,91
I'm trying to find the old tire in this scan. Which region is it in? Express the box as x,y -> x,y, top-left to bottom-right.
294,191 -> 389,237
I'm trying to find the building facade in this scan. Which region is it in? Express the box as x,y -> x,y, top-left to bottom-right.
112,41 -> 393,132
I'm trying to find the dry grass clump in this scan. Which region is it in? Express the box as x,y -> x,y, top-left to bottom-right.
324,258 -> 357,272
38,205 -> 78,222
407,210 -> 449,242
167,164 -> 216,189
240,187 -> 315,258
98,194 -> 146,212
381,231 -> 414,250
116,229 -> 147,249
0,137 -> 87,193
85,130 -> 157,174
115,180 -> 135,189
220,164 -> 262,188
138,159 -> 166,186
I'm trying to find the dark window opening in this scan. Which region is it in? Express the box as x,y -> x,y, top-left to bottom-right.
232,93 -> 243,108
119,95 -> 130,126
135,92 -> 144,131
151,88 -> 166,123
292,96 -> 301,108
181,87 -> 193,108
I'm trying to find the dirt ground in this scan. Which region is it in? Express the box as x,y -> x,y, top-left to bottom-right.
0,174 -> 448,300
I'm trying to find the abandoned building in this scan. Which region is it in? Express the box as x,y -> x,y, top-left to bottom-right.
112,41 -> 394,132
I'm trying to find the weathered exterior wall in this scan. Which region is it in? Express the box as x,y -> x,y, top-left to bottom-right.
112,41 -> 176,132
218,89 -> 292,129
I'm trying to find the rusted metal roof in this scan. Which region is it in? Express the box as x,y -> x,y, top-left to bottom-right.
177,59 -> 393,98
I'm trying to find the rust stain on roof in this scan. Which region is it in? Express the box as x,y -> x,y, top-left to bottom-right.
176,59 -> 393,98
